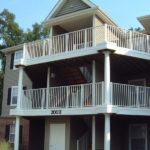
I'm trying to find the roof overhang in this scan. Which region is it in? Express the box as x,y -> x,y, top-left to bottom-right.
1,44 -> 23,54
137,15 -> 150,34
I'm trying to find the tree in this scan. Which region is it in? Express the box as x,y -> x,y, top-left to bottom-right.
0,9 -> 24,47
0,9 -> 24,115
24,23 -> 48,42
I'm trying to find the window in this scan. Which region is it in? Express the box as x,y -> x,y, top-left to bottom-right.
9,124 -> 15,143
13,50 -> 23,69
129,124 -> 147,150
11,86 -> 18,106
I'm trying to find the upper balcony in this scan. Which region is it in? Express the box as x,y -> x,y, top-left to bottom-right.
20,24 -> 150,67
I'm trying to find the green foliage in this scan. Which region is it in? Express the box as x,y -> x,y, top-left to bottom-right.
24,23 -> 49,42
129,27 -> 144,32
0,9 -> 24,47
0,140 -> 12,150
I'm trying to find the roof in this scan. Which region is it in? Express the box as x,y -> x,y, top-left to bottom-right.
137,15 -> 150,34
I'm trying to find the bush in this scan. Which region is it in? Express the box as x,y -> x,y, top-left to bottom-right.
0,140 -> 12,150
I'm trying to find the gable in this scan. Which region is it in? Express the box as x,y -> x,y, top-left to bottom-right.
52,0 -> 91,18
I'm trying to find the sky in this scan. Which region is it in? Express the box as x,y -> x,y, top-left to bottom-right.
0,0 -> 149,31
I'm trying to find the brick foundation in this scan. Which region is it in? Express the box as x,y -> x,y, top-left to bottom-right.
0,117 -> 29,150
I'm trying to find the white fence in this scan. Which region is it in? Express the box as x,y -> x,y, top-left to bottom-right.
23,25 -> 150,61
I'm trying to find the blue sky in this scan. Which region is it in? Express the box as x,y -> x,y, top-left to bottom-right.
0,0 -> 149,31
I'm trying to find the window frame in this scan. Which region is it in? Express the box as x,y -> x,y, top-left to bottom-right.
9,124 -> 15,144
13,50 -> 23,70
11,86 -> 18,106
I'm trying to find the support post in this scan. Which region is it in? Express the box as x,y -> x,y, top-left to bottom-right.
92,116 -> 96,150
17,66 -> 24,109
104,114 -> 111,150
103,51 -> 110,105
49,26 -> 53,55
46,66 -> 50,108
14,116 -> 20,150
92,60 -> 96,106
93,14 -> 96,46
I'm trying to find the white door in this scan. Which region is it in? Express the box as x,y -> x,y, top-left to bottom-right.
49,123 -> 66,150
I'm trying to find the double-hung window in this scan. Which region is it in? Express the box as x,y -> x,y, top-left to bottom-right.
13,50 -> 23,69
9,124 -> 15,143
11,86 -> 18,106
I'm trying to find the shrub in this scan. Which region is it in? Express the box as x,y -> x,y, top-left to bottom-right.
0,140 -> 12,150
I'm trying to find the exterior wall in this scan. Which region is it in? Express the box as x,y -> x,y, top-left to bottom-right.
44,117 -> 70,150
2,51 -> 32,117
54,0 -> 90,17
0,117 -> 29,150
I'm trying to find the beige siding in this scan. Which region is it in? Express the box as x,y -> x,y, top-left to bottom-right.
54,0 -> 90,17
1,51 -> 32,117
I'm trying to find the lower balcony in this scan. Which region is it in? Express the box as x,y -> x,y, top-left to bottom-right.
10,82 -> 150,116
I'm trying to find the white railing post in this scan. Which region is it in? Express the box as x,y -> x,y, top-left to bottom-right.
104,24 -> 108,42
41,89 -> 45,109
84,29 -> 87,48
43,40 -> 46,56
23,43 -> 27,60
66,86 -> 69,108
81,84 -> 84,108
147,35 -> 150,53
136,86 -> 139,107
66,34 -> 69,52
92,60 -> 96,106
46,66 -> 50,109
129,31 -> 133,49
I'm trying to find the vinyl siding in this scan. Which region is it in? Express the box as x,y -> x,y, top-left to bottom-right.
1,51 -> 32,117
54,0 -> 90,17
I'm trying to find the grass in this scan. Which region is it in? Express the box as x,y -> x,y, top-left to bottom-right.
0,140 -> 12,150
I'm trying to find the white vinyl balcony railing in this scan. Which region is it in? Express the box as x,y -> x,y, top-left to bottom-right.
23,24 -> 150,61
20,82 -> 150,111
21,82 -> 104,110
111,83 -> 150,108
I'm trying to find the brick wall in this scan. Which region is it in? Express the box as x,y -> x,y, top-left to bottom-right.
0,117 -> 29,150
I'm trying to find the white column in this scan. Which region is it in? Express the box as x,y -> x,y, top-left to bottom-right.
103,51 -> 110,105
93,14 -> 96,46
104,114 -> 111,150
17,66 -> 24,109
92,116 -> 96,150
46,66 -> 50,108
49,26 -> 53,37
92,60 -> 96,106
14,116 -> 20,150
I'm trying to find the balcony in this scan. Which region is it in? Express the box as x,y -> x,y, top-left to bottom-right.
20,24 -> 150,66
10,82 -> 150,116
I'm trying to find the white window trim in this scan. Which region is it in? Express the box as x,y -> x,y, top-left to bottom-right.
13,50 -> 23,70
11,86 -> 18,106
129,124 -> 147,150
9,124 -> 15,144
128,78 -> 146,86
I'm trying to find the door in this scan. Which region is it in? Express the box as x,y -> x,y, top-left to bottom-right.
49,123 -> 66,150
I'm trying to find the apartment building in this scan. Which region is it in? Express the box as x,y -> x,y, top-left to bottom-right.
1,0 -> 150,150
